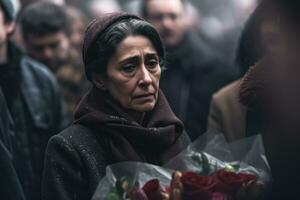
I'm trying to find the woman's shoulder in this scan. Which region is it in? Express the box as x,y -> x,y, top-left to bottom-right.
46,124 -> 110,176
43,124 -> 109,199
48,124 -> 109,158
55,124 -> 96,139
53,124 -> 102,140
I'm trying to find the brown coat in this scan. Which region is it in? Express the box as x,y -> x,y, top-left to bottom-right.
207,80 -> 247,141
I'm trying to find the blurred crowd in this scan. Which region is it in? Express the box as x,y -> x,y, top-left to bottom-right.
2,0 -> 300,199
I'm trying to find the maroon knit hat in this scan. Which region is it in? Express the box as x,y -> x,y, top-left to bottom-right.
82,12 -> 143,78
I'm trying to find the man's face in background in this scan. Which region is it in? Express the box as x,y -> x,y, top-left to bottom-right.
25,31 -> 70,71
0,9 -> 6,48
0,7 -> 14,63
0,8 -> 14,49
146,0 -> 187,49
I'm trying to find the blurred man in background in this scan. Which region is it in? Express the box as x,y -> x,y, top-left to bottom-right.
0,0 -> 68,199
142,0 -> 238,140
21,2 -> 88,119
21,2 -> 70,72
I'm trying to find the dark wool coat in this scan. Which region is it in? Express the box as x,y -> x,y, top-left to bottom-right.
42,124 -> 190,200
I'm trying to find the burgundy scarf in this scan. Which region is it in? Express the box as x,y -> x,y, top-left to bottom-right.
74,86 -> 186,165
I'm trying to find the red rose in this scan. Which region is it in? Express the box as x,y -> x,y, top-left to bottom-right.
212,192 -> 231,200
142,179 -> 166,200
215,170 -> 257,195
128,187 -> 148,200
181,172 -> 217,200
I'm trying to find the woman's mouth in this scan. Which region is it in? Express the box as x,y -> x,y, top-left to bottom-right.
133,93 -> 155,101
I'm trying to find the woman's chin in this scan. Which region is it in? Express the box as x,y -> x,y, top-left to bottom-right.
131,102 -> 156,112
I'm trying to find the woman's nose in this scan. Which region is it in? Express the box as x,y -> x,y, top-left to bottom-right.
138,65 -> 153,85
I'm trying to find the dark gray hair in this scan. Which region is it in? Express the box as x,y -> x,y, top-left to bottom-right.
86,18 -> 165,81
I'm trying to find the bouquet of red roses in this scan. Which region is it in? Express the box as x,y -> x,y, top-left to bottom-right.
92,132 -> 271,200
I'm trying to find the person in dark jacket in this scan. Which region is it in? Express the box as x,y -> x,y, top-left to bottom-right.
0,88 -> 25,200
21,2 -> 89,120
141,0 -> 238,140
0,0 -> 69,199
42,12 -> 190,200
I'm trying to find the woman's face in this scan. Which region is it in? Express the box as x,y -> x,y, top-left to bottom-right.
97,35 -> 161,112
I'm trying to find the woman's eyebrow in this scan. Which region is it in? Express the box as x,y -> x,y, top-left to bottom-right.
145,53 -> 159,59
118,53 -> 159,65
118,56 -> 140,65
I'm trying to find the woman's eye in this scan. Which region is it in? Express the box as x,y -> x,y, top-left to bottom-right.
121,65 -> 136,74
147,60 -> 159,70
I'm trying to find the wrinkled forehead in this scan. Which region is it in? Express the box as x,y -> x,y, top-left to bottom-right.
112,35 -> 158,62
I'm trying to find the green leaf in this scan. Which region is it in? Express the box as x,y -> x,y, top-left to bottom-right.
191,153 -> 203,166
191,152 -> 212,176
232,163 -> 240,171
201,153 -> 211,176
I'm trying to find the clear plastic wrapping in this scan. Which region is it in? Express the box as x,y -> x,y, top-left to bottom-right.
92,132 -> 271,200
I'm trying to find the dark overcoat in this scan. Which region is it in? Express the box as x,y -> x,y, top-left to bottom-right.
42,124 -> 190,200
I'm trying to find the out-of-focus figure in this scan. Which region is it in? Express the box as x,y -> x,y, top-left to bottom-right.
119,0 -> 141,15
189,0 -> 257,65
233,0 -> 258,22
10,0 -> 23,47
209,0 -> 300,198
21,0 -> 66,7
66,6 -> 87,54
19,0 -> 37,8
240,1 -> 300,198
42,0 -> 66,6
0,87 -> 25,200
21,2 -> 70,71
21,2 -> 88,120
0,0 -> 69,199
207,0 -> 275,141
142,0 -> 238,140
87,0 -> 121,18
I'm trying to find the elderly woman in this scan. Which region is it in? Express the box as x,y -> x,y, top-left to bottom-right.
42,13 -> 190,200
